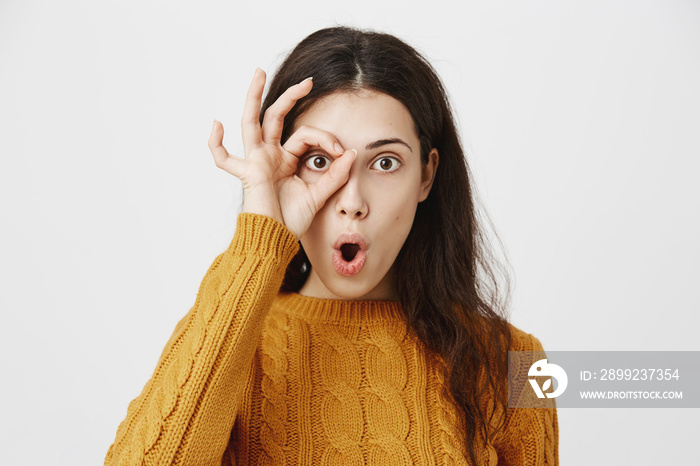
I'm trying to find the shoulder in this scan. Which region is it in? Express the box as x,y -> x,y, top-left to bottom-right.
469,316 -> 549,364
487,323 -> 559,463
472,315 -> 548,353
505,321 -> 547,353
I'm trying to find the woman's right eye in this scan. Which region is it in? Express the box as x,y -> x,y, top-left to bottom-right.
304,155 -> 331,171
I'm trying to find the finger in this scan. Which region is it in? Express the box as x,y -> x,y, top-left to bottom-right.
209,120 -> 244,177
308,149 -> 357,209
241,68 -> 266,154
261,76 -> 313,144
282,125 -> 346,158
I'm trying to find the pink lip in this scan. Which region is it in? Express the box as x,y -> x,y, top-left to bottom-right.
333,232 -> 368,251
332,232 -> 368,277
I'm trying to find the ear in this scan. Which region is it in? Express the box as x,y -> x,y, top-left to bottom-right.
419,148 -> 439,202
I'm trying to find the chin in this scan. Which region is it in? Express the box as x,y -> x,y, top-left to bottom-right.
317,272 -> 394,300
299,259 -> 397,301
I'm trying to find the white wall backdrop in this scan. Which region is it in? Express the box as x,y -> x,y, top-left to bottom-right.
1,0 -> 698,464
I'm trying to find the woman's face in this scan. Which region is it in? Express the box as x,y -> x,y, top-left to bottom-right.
293,90 -> 438,300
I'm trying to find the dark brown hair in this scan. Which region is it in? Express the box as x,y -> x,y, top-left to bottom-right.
263,26 -> 513,464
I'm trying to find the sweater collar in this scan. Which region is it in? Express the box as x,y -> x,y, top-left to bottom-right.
273,292 -> 405,324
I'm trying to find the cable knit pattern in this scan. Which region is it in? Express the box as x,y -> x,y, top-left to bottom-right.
104,213 -> 299,465
364,322 -> 412,464
289,317 -> 314,465
490,332 -> 559,465
258,309 -> 290,465
106,213 -> 559,465
318,323 -> 364,465
431,359 -> 469,466
110,243 -> 249,465
543,407 -> 557,465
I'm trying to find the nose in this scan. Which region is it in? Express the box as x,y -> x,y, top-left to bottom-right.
334,175 -> 368,220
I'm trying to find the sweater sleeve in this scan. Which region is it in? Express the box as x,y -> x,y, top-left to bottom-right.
104,213 -> 299,466
491,332 -> 559,466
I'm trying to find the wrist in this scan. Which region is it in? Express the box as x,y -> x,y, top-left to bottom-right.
242,185 -> 284,225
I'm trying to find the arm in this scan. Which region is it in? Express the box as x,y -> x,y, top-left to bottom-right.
491,333 -> 559,466
104,213 -> 298,465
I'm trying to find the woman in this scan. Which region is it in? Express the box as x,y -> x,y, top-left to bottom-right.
105,26 -> 558,465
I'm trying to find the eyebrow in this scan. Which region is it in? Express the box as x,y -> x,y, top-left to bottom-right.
365,138 -> 413,153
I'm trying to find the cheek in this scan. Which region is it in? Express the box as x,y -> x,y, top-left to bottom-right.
373,195 -> 418,247
390,168 -> 424,202
299,207 -> 333,260
374,181 -> 421,221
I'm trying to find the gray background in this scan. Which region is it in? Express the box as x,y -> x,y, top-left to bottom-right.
1,0 -> 698,464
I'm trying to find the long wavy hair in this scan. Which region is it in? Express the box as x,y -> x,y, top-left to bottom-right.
263,26 -> 513,465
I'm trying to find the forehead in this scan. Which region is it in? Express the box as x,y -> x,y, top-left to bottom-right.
292,91 -> 419,145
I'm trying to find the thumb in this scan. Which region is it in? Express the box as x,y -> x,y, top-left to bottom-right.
308,149 -> 356,210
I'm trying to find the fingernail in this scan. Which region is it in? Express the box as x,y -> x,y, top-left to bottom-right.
212,119 -> 217,129
351,149 -> 358,156
300,76 -> 313,84
334,142 -> 344,154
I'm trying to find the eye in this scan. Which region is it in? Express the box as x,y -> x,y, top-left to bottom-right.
304,155 -> 332,172
371,156 -> 401,172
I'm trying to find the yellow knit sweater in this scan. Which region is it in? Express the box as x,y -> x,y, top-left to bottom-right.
105,213 -> 558,465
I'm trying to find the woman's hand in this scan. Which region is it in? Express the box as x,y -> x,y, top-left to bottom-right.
208,68 -> 356,240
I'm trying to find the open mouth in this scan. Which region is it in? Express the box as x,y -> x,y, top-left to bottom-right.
340,243 -> 361,262
332,234 -> 368,277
